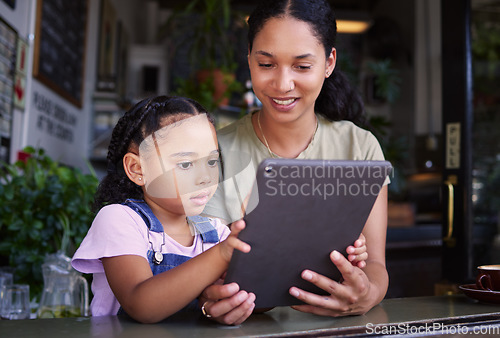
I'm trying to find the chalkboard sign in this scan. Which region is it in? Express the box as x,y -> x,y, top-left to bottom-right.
33,0 -> 88,107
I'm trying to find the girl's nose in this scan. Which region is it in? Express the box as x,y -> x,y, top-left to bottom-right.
195,162 -> 212,185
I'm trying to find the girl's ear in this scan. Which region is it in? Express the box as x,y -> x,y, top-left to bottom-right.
123,152 -> 144,186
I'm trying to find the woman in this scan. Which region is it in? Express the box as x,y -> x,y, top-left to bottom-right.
201,0 -> 389,324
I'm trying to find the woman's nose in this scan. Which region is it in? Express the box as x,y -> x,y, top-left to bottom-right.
275,68 -> 294,93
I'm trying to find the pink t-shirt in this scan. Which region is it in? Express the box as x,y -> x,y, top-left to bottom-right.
71,204 -> 230,316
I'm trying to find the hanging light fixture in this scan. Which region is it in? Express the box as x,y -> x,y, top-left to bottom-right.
337,19 -> 371,34
336,11 -> 372,34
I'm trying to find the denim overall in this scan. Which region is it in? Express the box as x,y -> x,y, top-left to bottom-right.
119,199 -> 220,314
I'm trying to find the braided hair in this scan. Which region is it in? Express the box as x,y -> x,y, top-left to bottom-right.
93,95 -> 215,212
247,0 -> 366,126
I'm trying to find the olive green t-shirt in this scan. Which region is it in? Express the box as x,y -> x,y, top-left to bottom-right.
203,113 -> 387,223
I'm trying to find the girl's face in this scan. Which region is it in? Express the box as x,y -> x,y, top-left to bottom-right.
139,114 -> 219,217
248,16 -> 336,123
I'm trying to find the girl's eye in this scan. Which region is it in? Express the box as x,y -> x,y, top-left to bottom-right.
177,162 -> 193,170
207,159 -> 219,167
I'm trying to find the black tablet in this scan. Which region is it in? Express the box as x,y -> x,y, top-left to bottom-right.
224,158 -> 392,308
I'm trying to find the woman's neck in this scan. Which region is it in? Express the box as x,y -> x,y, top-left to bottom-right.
252,110 -> 318,158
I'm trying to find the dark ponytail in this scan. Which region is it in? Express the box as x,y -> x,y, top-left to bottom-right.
93,95 -> 213,212
248,0 -> 366,125
316,70 -> 366,126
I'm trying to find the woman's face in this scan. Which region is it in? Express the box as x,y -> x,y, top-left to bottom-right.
139,114 -> 219,217
248,16 -> 336,123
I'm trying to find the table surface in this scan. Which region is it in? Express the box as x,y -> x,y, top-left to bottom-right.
1,295 -> 500,337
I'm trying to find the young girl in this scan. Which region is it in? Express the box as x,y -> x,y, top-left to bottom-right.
71,96 -> 253,323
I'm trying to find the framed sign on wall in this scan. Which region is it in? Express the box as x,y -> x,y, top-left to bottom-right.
33,0 -> 88,107
0,17 -> 17,163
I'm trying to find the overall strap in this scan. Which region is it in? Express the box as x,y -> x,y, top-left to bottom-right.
124,199 -> 219,243
187,215 -> 220,243
123,199 -> 164,232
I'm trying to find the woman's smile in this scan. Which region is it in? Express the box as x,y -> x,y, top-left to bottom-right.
272,97 -> 296,105
269,96 -> 299,111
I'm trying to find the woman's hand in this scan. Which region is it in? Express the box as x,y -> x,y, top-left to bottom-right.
288,250 -> 376,317
199,280 -> 256,325
346,233 -> 367,268
289,187 -> 389,317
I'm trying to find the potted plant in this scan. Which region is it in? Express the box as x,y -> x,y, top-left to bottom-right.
172,70 -> 242,114
159,0 -> 243,110
0,147 -> 98,299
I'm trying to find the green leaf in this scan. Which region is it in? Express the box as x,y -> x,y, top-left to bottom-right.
23,146 -> 36,154
4,184 -> 14,200
34,168 -> 47,189
33,220 -> 44,230
56,167 -> 73,183
8,219 -> 23,231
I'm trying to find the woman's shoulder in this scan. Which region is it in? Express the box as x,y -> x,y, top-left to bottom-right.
216,114 -> 253,146
318,116 -> 375,141
316,115 -> 384,160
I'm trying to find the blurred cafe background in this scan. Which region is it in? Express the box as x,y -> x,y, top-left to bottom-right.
0,0 -> 499,302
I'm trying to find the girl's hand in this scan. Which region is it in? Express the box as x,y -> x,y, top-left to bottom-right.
199,220 -> 254,325
219,220 -> 251,263
346,233 -> 367,268
199,280 -> 256,325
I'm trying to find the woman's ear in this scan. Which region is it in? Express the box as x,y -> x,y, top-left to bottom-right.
123,152 -> 144,186
326,47 -> 337,78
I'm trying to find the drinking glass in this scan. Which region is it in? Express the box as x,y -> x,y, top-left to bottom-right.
0,284 -> 31,320
0,271 -> 13,287
0,271 -> 14,315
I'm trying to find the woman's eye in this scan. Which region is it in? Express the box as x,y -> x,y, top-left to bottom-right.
207,159 -> 219,167
177,162 -> 193,170
296,65 -> 311,70
258,63 -> 273,68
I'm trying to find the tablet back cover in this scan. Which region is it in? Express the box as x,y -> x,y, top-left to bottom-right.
224,159 -> 392,308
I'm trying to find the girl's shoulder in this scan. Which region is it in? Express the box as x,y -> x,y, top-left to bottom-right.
97,203 -> 137,217
94,203 -> 146,228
